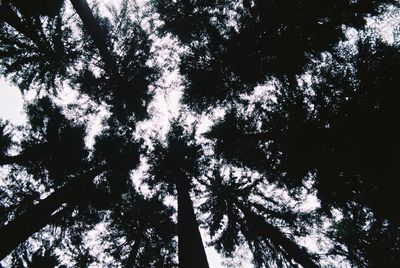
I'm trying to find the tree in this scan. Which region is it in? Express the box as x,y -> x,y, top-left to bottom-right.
0,0 -> 77,91
202,15 -> 400,268
1,0 -> 400,267
102,187 -> 177,267
147,124 -> 209,267
0,96 -> 100,260
0,120 -> 13,162
200,168 -> 319,268
151,0 -> 398,109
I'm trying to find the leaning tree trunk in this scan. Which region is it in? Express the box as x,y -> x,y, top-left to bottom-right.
237,203 -> 319,268
69,0 -> 145,116
69,0 -> 118,77
175,175 -> 209,268
0,168 -> 102,261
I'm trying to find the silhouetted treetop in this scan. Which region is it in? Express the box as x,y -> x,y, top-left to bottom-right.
146,123 -> 205,193
71,0 -> 159,119
200,168 -> 319,267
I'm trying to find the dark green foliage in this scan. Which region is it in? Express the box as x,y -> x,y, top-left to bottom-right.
10,247 -> 60,268
206,111 -> 279,178
147,123 -> 205,193
0,172 -> 41,226
20,97 -> 88,184
205,36 -> 400,266
287,40 -> 399,219
72,0 -> 159,120
4,0 -> 64,18
200,170 -> 251,256
207,38 -> 400,215
91,116 -> 141,202
328,204 -> 400,268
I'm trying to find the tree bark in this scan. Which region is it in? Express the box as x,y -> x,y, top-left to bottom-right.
0,168 -> 103,261
236,203 -> 319,268
175,175 -> 209,268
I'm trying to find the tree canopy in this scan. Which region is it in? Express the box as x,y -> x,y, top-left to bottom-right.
1,0 -> 400,267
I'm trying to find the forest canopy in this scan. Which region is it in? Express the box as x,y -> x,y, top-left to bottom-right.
0,0 -> 400,267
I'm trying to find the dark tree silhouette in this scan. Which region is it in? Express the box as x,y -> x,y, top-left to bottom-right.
152,0 -> 399,109
200,169 -> 319,268
0,0 -> 77,91
205,33 -> 400,267
102,186 -> 177,267
0,120 -> 13,161
147,124 -> 209,267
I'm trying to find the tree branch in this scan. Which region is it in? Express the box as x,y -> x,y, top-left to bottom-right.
0,167 -> 104,261
236,203 -> 319,268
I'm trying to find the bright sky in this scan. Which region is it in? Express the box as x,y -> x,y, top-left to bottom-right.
0,79 -> 26,125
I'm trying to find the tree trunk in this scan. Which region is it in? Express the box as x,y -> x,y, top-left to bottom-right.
175,175 -> 209,268
125,234 -> 142,268
69,0 -> 142,116
69,0 -> 118,76
237,203 -> 319,268
0,168 -> 102,261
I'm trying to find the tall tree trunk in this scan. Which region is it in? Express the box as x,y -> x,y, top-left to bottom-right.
69,0 -> 118,77
125,234 -> 142,268
236,203 -> 319,268
175,175 -> 209,268
69,0 -> 142,116
0,168 -> 102,261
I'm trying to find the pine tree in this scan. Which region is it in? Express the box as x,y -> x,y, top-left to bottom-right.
147,123 -> 209,267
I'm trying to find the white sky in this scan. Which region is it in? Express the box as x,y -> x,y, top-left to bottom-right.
0,79 -> 26,125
